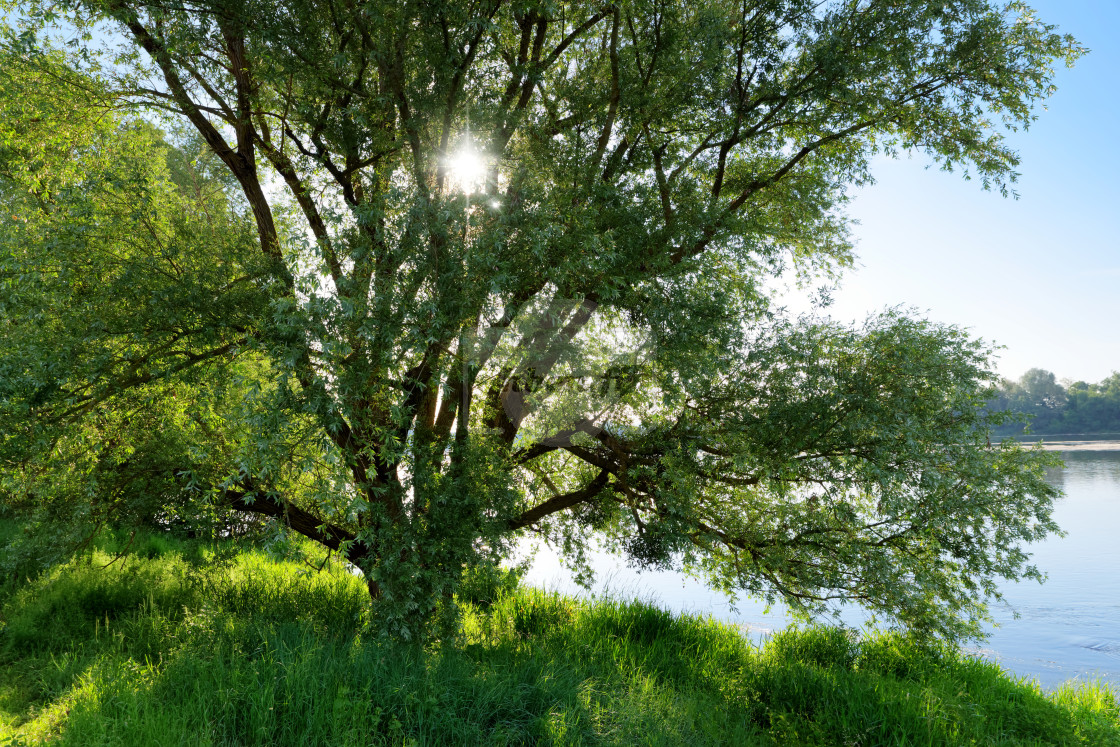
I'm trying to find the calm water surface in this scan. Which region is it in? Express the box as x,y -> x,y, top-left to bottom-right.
521,449 -> 1120,690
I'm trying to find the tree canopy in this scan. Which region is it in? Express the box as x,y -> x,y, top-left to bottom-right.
0,0 -> 1081,639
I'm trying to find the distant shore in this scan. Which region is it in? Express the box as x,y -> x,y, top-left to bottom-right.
1016,439 -> 1120,452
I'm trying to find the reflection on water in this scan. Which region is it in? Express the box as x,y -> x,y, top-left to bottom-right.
520,450 -> 1120,690
984,451 -> 1120,688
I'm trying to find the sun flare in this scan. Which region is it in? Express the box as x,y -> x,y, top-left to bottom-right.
447,146 -> 486,195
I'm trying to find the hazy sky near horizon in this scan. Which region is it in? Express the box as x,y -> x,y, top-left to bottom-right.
806,1 -> 1119,385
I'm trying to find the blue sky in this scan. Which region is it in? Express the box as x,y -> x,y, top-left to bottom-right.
814,1 -> 1119,385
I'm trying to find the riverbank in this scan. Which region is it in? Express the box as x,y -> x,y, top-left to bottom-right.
1025,439 -> 1120,451
1002,435 -> 1120,451
2,537 -> 1117,745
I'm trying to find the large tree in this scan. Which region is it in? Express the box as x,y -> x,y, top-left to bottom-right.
0,0 -> 1079,639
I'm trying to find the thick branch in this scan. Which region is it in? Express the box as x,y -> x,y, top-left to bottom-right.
507,469 -> 611,530
223,488 -> 368,564
254,134 -> 344,286
107,4 -> 284,264
588,7 -> 621,174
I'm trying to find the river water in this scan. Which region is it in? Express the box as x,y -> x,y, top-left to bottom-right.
520,447 -> 1120,690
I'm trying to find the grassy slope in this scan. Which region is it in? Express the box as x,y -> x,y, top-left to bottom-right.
0,536 -> 1117,746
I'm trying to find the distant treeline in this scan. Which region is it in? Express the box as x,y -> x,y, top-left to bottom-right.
991,369 -> 1120,436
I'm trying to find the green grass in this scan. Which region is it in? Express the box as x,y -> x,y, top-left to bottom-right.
0,535 -> 1117,745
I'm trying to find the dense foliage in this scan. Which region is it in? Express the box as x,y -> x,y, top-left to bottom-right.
994,369 -> 1120,436
0,0 -> 1081,639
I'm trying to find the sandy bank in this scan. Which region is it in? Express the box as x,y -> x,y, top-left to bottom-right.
1021,440 -> 1120,452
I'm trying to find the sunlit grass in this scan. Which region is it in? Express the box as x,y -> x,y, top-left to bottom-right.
1,532 -> 1117,745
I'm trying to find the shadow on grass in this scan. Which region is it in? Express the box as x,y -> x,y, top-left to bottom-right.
1,550 -> 1118,746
